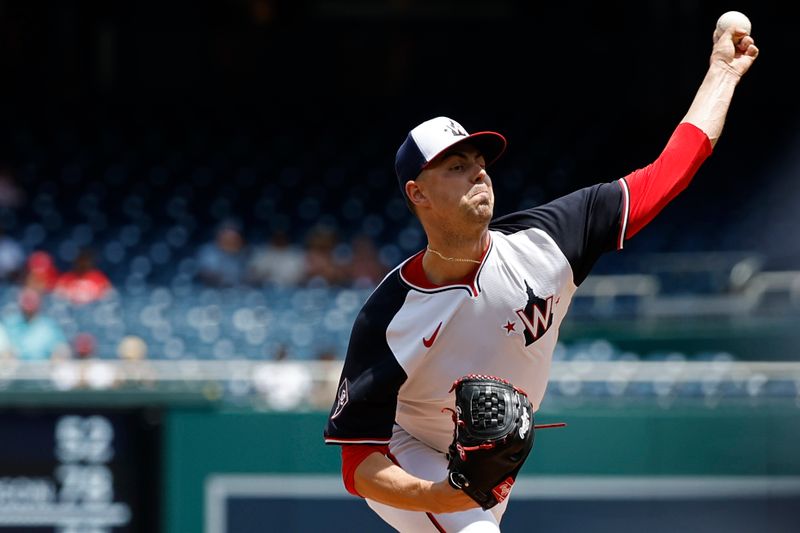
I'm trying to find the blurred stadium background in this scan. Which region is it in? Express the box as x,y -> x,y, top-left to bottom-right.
0,1 -> 799,532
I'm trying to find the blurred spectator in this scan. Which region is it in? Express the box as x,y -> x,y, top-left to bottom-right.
245,229 -> 306,287
73,332 -> 117,390
252,344 -> 313,410
118,334 -> 148,361
73,332 -> 96,359
0,322 -> 12,359
53,247 -> 112,304
50,332 -> 98,391
0,226 -> 25,283
3,288 -> 70,360
310,347 -> 341,410
23,250 -> 61,292
195,218 -> 247,287
117,335 -> 156,386
50,359 -> 82,391
0,167 -> 25,209
348,233 -> 388,288
303,225 -> 349,287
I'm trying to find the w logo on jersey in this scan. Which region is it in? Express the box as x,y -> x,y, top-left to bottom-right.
515,281 -> 554,346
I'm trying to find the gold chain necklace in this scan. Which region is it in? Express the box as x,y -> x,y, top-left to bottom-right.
426,246 -> 482,265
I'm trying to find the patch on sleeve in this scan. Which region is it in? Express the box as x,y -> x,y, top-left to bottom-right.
331,378 -> 349,419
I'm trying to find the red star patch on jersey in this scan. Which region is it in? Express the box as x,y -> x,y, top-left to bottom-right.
503,320 -> 516,334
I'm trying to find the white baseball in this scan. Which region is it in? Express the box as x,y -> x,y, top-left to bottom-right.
714,11 -> 751,41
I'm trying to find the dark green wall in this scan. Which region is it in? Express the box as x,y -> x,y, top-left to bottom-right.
162,400 -> 800,533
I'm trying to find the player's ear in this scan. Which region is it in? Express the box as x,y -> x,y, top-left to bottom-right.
405,180 -> 428,208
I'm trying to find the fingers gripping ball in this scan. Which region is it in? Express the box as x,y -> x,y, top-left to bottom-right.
444,375 -> 535,510
714,11 -> 751,42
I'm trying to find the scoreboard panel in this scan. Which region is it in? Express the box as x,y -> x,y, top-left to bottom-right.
0,408 -> 162,533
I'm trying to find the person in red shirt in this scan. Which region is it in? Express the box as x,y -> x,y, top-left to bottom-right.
23,250 -> 61,293
54,248 -> 112,305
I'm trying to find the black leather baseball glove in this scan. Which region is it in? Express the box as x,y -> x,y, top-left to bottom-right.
444,374 -> 535,510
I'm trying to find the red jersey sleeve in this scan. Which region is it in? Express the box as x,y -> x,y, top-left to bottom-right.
618,122 -> 713,244
341,444 -> 389,497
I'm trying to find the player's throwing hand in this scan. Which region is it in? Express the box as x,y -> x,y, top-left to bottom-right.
712,26 -> 759,77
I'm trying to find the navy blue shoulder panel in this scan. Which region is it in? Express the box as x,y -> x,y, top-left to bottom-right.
324,270 -> 410,444
490,182 -> 622,285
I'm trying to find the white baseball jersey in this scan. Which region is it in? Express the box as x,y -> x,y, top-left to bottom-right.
324,181 -> 624,453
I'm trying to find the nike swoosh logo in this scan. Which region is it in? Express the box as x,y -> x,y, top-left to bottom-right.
423,322 -> 443,348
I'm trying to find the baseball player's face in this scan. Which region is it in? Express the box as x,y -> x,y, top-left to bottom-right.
416,145 -> 494,227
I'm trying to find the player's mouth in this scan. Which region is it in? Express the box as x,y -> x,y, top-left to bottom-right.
470,188 -> 490,199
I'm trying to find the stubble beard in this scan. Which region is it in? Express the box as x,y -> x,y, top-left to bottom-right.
429,190 -> 494,245
468,191 -> 494,226
447,195 -> 492,245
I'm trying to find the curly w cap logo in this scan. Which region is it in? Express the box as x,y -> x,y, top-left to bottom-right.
444,119 -> 467,138
331,379 -> 349,419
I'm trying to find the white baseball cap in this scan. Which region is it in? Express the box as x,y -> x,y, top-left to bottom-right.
394,116 -> 507,197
